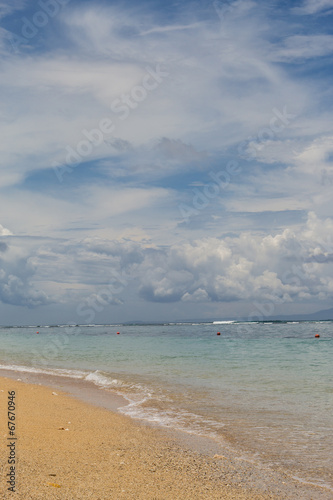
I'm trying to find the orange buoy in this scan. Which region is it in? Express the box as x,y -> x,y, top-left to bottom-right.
315,334 -> 320,338
217,332 -> 221,335
36,331 -> 39,334
117,332 -> 120,335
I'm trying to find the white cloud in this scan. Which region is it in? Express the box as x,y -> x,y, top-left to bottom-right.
0,224 -> 12,236
225,196 -> 308,214
81,186 -> 170,219
0,273 -> 49,307
0,1 -> 332,321
0,0 -> 26,19
293,136 -> 333,172
137,213 -> 333,304
0,239 -> 50,307
272,35 -> 333,61
234,134 -> 333,219
140,23 -> 202,36
0,183 -> 173,243
0,1 -> 313,189
292,0 -> 333,15
1,213 -> 333,312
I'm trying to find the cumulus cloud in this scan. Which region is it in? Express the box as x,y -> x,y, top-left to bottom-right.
5,213 -> 331,311
135,213 -> 333,304
0,254 -> 50,308
0,273 -> 49,308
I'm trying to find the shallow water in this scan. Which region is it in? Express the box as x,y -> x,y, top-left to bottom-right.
0,321 -> 332,491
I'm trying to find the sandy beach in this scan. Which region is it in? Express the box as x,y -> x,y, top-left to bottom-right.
1,373 -> 331,500
0,375 -> 282,500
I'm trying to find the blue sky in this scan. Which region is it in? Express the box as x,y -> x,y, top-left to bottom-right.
0,0 -> 333,324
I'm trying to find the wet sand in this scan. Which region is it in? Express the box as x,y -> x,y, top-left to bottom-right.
0,374 -> 330,499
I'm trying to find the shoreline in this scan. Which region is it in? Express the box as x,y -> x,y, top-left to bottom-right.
0,374 -> 275,500
1,371 -> 332,499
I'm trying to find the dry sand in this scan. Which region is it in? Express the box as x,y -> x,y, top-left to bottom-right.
0,376 -> 280,499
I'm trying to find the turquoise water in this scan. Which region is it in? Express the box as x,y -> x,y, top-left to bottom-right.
0,321 -> 332,490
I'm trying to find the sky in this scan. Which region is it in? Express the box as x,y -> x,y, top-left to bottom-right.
0,0 -> 333,325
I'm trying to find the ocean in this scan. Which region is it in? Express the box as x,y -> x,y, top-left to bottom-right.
0,321 -> 332,493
